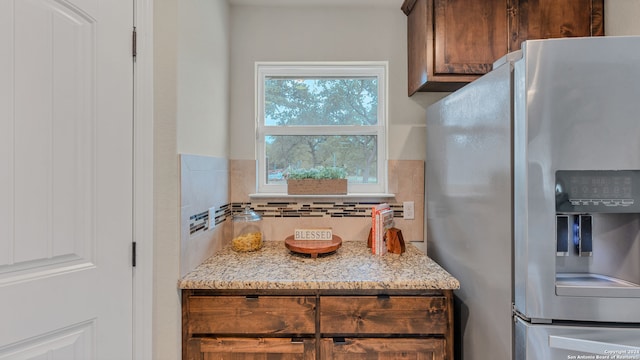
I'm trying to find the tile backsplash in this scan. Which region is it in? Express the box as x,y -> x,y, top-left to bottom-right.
180,154 -> 231,276
181,157 -> 425,274
228,159 -> 424,243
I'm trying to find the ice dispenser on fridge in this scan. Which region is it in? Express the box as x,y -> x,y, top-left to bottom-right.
555,170 -> 640,298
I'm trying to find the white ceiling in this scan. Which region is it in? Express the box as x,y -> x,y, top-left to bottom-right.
228,0 -> 398,8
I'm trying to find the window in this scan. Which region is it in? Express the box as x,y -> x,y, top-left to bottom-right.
256,62 -> 388,195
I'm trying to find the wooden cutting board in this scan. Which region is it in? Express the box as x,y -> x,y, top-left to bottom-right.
285,235 -> 342,258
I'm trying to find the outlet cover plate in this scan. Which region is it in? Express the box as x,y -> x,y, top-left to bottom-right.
403,201 -> 415,220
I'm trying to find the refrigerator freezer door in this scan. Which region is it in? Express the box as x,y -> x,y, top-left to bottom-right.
513,36 -> 640,323
515,317 -> 640,360
426,56 -> 514,359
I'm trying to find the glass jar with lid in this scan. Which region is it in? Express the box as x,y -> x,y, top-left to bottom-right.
231,206 -> 263,252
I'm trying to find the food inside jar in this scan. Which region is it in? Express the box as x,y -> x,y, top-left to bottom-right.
231,232 -> 262,252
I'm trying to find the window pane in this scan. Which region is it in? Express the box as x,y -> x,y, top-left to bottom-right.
265,135 -> 378,185
264,77 -> 378,126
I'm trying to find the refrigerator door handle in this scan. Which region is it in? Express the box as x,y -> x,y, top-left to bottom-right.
549,335 -> 640,354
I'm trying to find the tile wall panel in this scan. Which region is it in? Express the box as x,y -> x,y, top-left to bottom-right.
180,154 -> 231,276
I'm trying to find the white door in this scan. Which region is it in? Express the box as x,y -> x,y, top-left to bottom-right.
0,0 -> 134,359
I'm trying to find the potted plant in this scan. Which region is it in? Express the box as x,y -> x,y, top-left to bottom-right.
284,166 -> 348,195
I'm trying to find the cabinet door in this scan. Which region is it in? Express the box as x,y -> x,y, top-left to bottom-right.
434,0 -> 509,75
320,296 -> 449,335
186,296 -> 316,335
509,0 -> 604,51
405,0 -> 509,93
320,338 -> 445,360
188,337 -> 316,360
406,0 -> 433,94
403,0 -> 605,94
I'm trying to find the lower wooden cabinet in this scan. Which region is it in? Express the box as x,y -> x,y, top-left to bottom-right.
182,290 -> 454,360
186,337 -> 316,360
319,295 -> 448,335
320,338 -> 445,360
186,295 -> 316,334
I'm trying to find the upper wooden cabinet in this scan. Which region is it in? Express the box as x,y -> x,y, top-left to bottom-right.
510,0 -> 604,50
402,0 -> 604,94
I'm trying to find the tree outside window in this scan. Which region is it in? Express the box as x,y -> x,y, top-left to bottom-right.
256,63 -> 387,194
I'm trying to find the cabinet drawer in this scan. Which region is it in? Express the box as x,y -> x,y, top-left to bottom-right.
320,296 -> 448,335
189,337 -> 316,360
187,296 -> 316,335
320,337 -> 445,360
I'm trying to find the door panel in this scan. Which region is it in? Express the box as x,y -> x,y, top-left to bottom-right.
0,0 -> 133,358
0,321 -> 94,360
6,0 -> 95,272
434,0 -> 509,75
513,37 -> 640,324
515,317 -> 640,360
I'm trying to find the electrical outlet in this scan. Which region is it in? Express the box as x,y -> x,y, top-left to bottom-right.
403,201 -> 415,220
208,206 -> 216,230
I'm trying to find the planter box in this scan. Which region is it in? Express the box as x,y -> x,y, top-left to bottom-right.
287,179 -> 347,195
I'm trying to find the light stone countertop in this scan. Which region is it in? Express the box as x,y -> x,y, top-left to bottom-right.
179,240 -> 460,290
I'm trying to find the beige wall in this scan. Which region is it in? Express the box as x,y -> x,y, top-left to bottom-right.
606,0 -> 640,35
229,4 -> 447,161
228,1 -> 640,162
177,1 -> 230,157
153,0 -> 180,358
227,4 -> 438,251
154,1 -> 229,359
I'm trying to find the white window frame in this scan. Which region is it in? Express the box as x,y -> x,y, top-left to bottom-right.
255,61 -> 388,195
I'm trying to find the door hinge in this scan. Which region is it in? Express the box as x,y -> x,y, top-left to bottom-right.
132,241 -> 137,267
132,27 -> 137,60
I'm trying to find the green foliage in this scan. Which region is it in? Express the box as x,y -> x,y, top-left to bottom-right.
284,166 -> 347,180
265,78 -> 378,127
264,77 -> 379,184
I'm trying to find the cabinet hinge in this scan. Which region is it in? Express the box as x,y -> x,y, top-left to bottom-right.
132,241 -> 137,267
132,27 -> 137,60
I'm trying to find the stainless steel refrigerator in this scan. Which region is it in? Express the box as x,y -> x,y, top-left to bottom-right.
425,36 -> 640,360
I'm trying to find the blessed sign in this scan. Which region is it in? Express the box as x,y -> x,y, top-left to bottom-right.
294,228 -> 333,241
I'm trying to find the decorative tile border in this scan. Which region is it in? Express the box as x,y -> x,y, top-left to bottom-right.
217,201 -> 404,222
213,203 -> 232,226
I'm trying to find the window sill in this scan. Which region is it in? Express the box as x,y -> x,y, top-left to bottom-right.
249,193 -> 396,200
